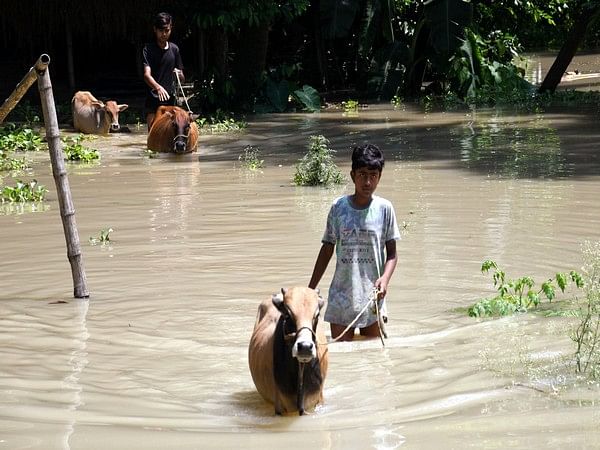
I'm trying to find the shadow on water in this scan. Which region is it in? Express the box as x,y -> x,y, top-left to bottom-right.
197,104 -> 600,179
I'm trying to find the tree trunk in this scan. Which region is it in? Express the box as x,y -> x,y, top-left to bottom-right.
538,8 -> 600,94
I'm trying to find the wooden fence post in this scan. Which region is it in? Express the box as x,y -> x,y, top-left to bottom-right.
35,56 -> 90,298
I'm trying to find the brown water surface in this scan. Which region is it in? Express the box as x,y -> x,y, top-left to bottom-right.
1,103 -> 600,449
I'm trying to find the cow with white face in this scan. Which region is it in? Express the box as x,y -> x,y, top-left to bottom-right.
71,90 -> 128,135
248,286 -> 329,415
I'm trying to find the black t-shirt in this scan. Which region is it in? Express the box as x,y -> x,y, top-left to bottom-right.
142,41 -> 184,98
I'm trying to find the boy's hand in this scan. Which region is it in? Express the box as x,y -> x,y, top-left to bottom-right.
154,85 -> 170,101
375,279 -> 388,300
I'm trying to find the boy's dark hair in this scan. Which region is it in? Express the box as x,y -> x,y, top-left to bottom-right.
154,12 -> 173,29
351,143 -> 385,172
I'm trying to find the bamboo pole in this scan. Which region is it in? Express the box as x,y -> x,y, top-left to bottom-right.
35,56 -> 90,298
0,54 -> 50,124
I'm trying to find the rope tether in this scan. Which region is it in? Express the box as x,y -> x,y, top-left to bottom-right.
328,287 -> 387,347
174,70 -> 192,114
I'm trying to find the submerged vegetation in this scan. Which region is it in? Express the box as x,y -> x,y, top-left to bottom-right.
89,228 -> 114,246
293,135 -> 344,186
239,145 -> 264,170
469,260 -> 584,317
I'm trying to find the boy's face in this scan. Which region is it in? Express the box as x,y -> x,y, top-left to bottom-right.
154,24 -> 172,46
350,167 -> 381,199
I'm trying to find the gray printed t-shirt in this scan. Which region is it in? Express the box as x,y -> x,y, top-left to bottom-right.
322,195 -> 401,327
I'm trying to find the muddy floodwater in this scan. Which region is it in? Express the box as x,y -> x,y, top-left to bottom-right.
2,101 -> 600,449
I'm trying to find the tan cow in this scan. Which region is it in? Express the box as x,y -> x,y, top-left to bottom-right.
71,91 -> 128,135
147,105 -> 199,154
248,286 -> 328,415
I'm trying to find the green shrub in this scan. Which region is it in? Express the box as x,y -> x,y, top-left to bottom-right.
468,260 -> 584,317
293,135 -> 344,187
573,241 -> 600,378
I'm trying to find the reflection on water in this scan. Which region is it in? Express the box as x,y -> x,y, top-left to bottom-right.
454,113 -> 571,178
1,104 -> 600,449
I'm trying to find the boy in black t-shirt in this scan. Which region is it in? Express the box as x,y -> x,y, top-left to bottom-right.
142,12 -> 185,129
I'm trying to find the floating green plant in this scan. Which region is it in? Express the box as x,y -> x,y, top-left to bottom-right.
1,179 -> 47,203
62,134 -> 100,162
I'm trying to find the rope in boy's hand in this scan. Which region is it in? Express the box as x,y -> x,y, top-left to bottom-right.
329,286 -> 387,346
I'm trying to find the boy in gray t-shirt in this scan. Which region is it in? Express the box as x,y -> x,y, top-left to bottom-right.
309,143 -> 401,341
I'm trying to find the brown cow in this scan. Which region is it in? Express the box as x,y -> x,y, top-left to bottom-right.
248,286 -> 328,415
147,105 -> 199,154
71,91 -> 128,135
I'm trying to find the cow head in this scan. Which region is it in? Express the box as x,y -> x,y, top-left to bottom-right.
169,110 -> 194,154
272,287 -> 324,363
92,100 -> 128,132
104,100 -> 128,132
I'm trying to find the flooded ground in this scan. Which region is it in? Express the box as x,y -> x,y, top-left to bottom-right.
2,98 -> 600,449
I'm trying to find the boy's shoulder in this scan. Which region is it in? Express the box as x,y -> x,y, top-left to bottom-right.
372,195 -> 395,209
331,195 -> 348,205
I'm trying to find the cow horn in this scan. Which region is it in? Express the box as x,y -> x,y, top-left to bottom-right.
281,287 -> 288,296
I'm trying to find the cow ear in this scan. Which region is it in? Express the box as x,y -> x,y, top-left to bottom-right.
118,104 -> 128,112
318,295 -> 325,310
189,113 -> 200,121
272,293 -> 284,311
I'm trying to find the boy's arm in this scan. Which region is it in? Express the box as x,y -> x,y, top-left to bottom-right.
375,239 -> 398,298
309,242 -> 334,290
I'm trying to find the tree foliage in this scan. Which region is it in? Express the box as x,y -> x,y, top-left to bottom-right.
2,0 -> 600,112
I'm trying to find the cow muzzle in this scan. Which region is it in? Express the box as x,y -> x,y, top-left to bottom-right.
110,122 -> 120,131
173,134 -> 188,154
292,327 -> 316,363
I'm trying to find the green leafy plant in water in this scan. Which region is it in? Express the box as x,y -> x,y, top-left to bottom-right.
342,99 -> 359,112
61,134 -> 100,162
573,241 -> 600,379
1,179 -> 48,202
239,145 -> 264,170
144,149 -> 159,159
468,260 -> 584,317
0,124 -> 44,152
196,110 -> 247,134
89,228 -> 113,246
293,135 -> 344,186
391,95 -> 403,108
0,148 -> 29,171
293,85 -> 321,112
